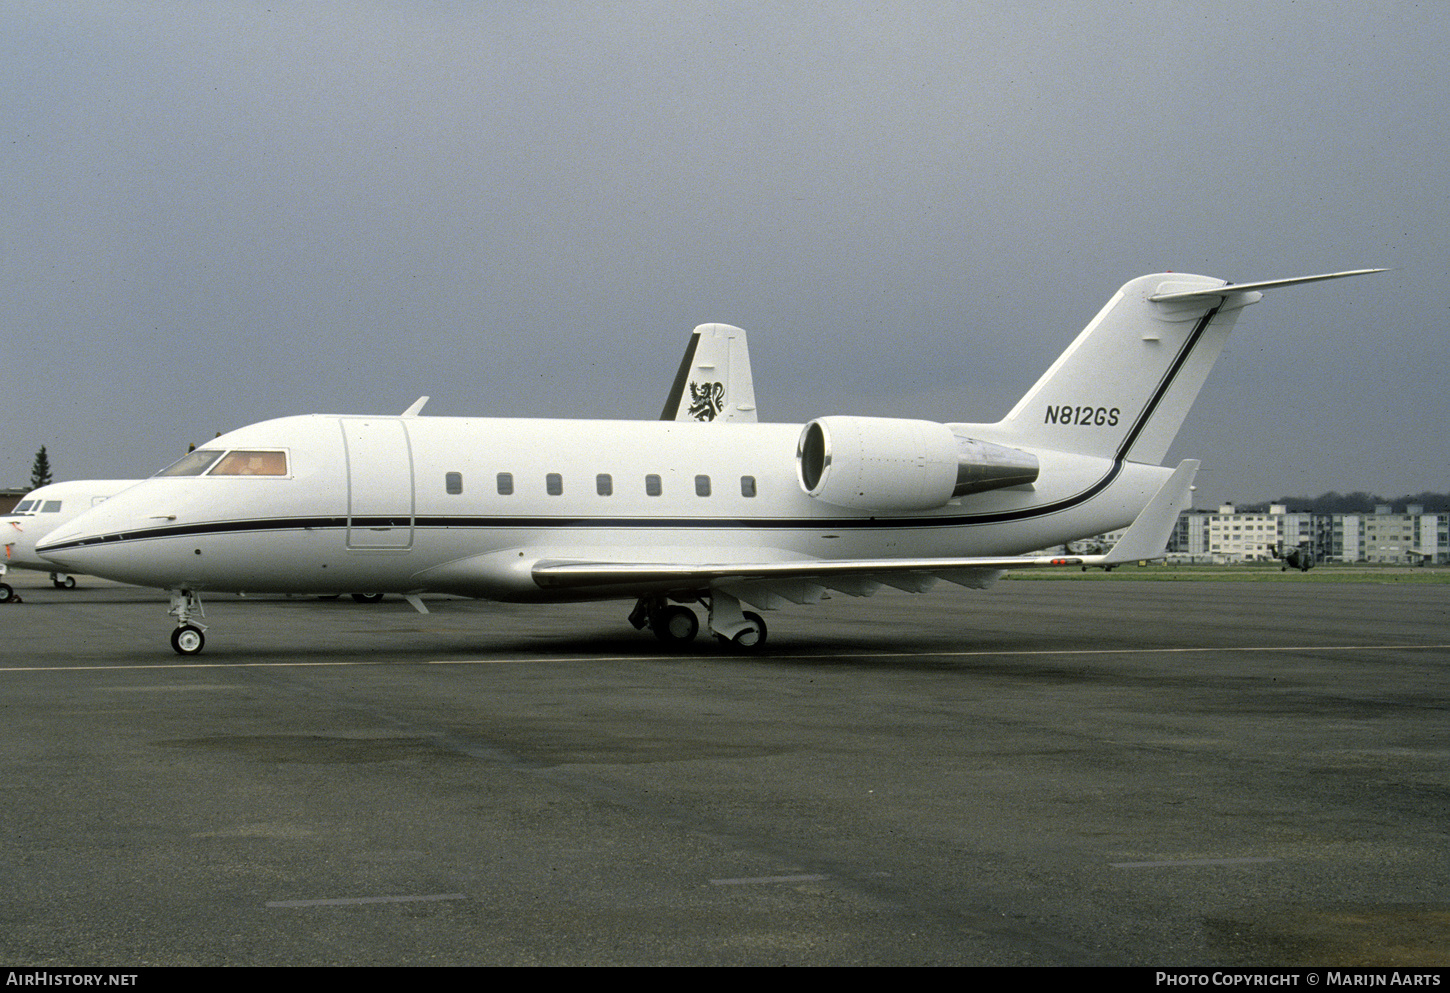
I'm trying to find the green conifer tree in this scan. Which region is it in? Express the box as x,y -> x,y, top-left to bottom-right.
30,446 -> 53,490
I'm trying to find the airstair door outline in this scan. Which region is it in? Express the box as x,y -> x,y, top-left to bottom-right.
341,417 -> 415,550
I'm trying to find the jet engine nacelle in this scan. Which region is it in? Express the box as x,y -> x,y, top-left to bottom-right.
796,416 -> 1040,512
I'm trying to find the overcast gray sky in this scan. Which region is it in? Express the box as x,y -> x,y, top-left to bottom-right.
3,1 -> 1444,508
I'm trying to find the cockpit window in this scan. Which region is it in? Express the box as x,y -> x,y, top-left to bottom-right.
211,450 -> 288,476
156,450 -> 224,477
13,500 -> 35,514
154,449 -> 288,477
41,501 -> 61,513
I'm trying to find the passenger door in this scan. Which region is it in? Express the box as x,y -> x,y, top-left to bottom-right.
341,417 -> 414,550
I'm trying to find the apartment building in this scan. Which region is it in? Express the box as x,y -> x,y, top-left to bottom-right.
1165,503 -> 1450,564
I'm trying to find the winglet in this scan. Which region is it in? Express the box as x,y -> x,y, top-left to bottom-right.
660,323 -> 759,422
1084,460 -> 1199,566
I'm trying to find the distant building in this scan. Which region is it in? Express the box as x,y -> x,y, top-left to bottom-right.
1163,503 -> 1450,564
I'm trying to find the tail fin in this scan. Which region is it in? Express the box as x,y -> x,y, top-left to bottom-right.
660,323 -> 759,422
994,270 -> 1383,464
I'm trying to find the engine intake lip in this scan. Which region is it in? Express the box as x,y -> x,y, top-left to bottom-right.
797,420 -> 831,493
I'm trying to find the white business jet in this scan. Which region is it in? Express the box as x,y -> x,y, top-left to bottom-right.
1,480 -> 138,601
0,328 -> 740,609
37,269 -> 1381,655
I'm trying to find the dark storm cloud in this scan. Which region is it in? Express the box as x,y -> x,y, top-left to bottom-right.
3,2 -> 1445,506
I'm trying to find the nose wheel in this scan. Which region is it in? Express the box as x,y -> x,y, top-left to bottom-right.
171,624 -> 206,655
167,590 -> 208,655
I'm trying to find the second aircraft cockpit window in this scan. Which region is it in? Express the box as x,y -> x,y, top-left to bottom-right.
11,500 -> 63,514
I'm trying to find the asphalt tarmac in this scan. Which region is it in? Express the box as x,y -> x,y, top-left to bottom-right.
2,571 -> 1447,966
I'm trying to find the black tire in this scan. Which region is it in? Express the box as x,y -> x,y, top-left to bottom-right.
653,605 -> 699,643
732,611 -> 768,649
0,583 -> 12,603
170,625 -> 205,656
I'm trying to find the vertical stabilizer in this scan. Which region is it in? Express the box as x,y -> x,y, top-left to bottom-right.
660,323 -> 759,422
993,269 -> 1382,465
994,273 -> 1251,464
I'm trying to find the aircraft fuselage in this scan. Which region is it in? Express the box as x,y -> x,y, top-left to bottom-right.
38,413 -> 1169,601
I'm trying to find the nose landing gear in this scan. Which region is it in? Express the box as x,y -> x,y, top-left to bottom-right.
168,589 -> 207,655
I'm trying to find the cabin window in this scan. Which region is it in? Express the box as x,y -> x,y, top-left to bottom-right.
546,473 -> 563,496
41,501 -> 62,513
596,473 -> 613,496
695,475 -> 711,497
445,472 -> 463,495
497,472 -> 514,495
645,474 -> 662,497
741,475 -> 757,498
211,450 -> 288,476
156,450 -> 224,477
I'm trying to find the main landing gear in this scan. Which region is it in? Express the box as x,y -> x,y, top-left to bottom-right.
628,590 -> 768,650
168,589 -> 207,656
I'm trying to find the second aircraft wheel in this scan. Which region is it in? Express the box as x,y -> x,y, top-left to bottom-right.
351,593 -> 385,603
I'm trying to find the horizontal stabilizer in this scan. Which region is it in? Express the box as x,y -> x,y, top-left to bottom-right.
1147,269 -> 1385,303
